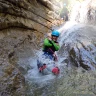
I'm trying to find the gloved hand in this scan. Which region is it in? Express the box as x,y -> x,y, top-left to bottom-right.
53,53 -> 58,61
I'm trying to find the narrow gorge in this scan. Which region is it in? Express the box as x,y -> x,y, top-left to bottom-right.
0,0 -> 96,96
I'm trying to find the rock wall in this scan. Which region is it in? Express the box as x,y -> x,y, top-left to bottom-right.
0,0 -> 62,95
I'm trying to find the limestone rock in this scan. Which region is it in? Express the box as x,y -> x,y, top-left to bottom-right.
0,0 -> 62,95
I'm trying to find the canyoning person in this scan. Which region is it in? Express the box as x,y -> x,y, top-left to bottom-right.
37,30 -> 60,75
43,30 -> 60,61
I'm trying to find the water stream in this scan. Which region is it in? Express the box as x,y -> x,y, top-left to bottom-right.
24,50 -> 64,96
24,22 -> 96,96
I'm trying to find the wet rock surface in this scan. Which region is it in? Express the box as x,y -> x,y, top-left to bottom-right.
0,53 -> 25,96
59,24 -> 96,70
55,68 -> 96,96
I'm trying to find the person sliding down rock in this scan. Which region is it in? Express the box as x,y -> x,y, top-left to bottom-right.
43,30 -> 60,61
37,30 -> 60,75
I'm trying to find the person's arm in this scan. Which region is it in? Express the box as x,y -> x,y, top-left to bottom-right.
43,38 -> 60,51
43,38 -> 52,47
51,41 -> 60,51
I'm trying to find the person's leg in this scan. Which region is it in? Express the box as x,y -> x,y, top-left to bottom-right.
48,54 -> 54,60
37,59 -> 42,69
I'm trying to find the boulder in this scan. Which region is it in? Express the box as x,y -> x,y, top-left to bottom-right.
59,24 -> 96,70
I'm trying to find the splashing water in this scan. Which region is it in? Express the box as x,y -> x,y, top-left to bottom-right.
25,22 -> 96,95
25,50 -> 65,96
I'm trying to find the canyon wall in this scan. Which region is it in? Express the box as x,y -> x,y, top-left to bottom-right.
0,0 -> 62,95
